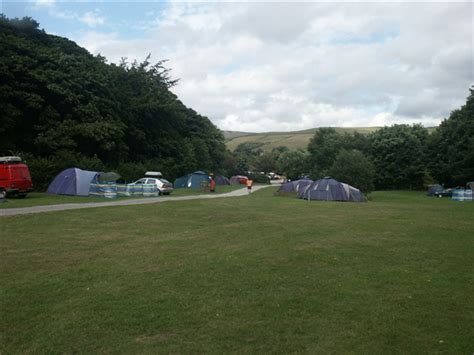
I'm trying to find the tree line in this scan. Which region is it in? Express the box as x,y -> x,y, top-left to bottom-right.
228,88 -> 473,193
0,15 -> 225,189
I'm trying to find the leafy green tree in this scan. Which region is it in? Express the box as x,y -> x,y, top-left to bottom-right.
428,88 -> 474,186
328,150 -> 375,193
254,151 -> 278,173
368,124 -> 429,189
307,128 -> 343,178
277,149 -> 309,180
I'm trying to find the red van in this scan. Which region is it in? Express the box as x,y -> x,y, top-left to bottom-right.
0,156 -> 33,198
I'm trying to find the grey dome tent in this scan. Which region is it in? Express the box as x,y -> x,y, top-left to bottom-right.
174,171 -> 211,189
277,178 -> 313,193
215,175 -> 231,185
278,181 -> 295,193
299,177 -> 365,202
47,168 -> 98,196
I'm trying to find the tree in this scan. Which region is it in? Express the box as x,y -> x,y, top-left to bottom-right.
428,88 -> 474,186
277,149 -> 309,180
307,128 -> 343,178
368,124 -> 429,189
254,151 -> 278,173
328,150 -> 375,193
0,15 -> 227,188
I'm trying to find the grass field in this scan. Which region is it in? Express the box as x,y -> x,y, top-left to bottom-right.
1,189 -> 473,353
0,185 -> 242,209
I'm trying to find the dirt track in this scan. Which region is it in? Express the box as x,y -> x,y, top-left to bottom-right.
0,185 -> 271,217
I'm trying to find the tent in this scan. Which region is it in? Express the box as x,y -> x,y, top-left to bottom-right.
47,168 -> 98,196
277,178 -> 313,193
215,175 -> 231,185
427,184 -> 444,196
174,171 -> 211,189
299,177 -> 366,202
278,181 -> 295,193
230,175 -> 248,185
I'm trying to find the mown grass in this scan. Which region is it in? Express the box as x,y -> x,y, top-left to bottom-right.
1,189 -> 473,353
0,185 -> 243,209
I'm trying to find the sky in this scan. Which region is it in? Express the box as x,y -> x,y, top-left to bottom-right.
2,0 -> 473,132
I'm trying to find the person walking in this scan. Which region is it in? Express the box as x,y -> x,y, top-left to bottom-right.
246,178 -> 253,194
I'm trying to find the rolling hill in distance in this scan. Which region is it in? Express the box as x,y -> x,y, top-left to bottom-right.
224,126 -> 438,152
223,127 -> 380,152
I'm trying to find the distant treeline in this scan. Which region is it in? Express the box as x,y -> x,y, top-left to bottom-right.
1,15 -> 472,191
229,89 -> 474,192
0,15 -> 225,189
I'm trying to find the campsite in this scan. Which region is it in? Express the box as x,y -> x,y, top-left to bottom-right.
1,4 -> 473,354
2,188 -> 473,353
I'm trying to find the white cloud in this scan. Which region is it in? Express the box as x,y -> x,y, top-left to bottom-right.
79,10 -> 105,28
73,2 -> 473,132
32,0 -> 55,9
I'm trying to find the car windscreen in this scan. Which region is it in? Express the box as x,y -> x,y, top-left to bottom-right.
159,178 -> 171,184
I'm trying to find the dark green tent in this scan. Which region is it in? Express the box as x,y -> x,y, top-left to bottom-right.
174,171 -> 211,189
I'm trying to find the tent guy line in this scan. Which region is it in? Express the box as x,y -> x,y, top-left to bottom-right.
0,185 -> 271,217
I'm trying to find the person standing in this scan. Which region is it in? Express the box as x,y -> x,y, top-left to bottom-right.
210,177 -> 216,193
246,178 -> 253,194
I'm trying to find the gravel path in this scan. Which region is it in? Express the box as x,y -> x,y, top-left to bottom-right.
0,185 -> 271,217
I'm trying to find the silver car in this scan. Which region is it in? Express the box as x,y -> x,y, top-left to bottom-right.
129,177 -> 174,195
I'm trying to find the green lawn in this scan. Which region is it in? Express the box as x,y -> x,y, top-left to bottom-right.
1,189 -> 473,353
0,185 -> 243,209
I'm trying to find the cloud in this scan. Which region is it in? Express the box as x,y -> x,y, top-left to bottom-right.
79,10 -> 105,28
32,0 -> 55,9
73,2 -> 473,132
30,2 -> 106,28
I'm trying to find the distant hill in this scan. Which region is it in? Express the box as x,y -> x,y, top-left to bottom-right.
224,127 -> 381,152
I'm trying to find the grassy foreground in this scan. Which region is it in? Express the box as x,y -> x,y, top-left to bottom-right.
1,189 -> 473,353
0,185 -> 242,209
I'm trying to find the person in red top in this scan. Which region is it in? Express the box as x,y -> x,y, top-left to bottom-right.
210,177 -> 216,193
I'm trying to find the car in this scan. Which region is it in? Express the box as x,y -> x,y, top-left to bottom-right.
0,156 -> 33,198
434,188 -> 453,198
129,176 -> 174,195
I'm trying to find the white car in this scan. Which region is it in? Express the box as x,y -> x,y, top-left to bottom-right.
129,177 -> 174,195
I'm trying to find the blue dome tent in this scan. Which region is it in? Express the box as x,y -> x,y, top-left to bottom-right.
298,177 -> 365,202
47,168 -> 98,196
174,171 -> 211,189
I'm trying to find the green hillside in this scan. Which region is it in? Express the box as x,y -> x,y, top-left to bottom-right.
0,15 -> 225,187
225,127 -> 380,152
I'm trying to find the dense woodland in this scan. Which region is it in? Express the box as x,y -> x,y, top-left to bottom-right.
1,16 -> 472,191
0,16 -> 225,188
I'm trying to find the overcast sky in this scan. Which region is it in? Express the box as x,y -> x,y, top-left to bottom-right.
3,0 -> 473,132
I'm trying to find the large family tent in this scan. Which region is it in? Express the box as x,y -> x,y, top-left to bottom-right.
174,171 -> 211,189
47,168 -> 98,196
230,175 -> 248,185
299,177 -> 365,202
215,175 -> 231,185
427,184 -> 444,196
278,178 -> 313,193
